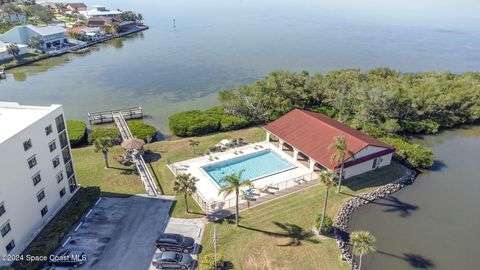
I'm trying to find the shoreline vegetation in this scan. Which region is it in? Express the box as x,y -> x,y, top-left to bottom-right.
170,68 -> 480,168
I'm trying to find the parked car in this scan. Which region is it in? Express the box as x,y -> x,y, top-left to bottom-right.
155,233 -> 195,253
48,250 -> 87,268
152,251 -> 194,269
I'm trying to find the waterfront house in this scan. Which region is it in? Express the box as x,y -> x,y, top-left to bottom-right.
86,16 -> 113,28
0,41 -> 28,61
0,25 -> 68,51
80,5 -> 121,19
264,109 -> 395,179
65,2 -> 88,12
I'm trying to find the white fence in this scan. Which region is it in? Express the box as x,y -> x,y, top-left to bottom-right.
168,159 -> 317,215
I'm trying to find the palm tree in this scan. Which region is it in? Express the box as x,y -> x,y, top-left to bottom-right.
329,135 -> 354,193
218,170 -> 251,227
350,230 -> 376,270
94,137 -> 114,168
318,171 -> 338,234
6,44 -> 20,59
173,173 -> 198,213
188,139 -> 199,155
27,35 -> 44,51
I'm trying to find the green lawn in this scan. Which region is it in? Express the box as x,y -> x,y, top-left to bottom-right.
200,161 -> 406,270
72,127 -> 266,218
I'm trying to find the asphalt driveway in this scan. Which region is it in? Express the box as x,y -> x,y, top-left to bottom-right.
56,195 -> 173,270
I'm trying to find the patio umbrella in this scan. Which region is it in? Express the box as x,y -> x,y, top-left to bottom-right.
121,138 -> 145,150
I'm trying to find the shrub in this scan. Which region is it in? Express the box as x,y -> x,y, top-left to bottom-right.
169,107 -> 252,137
127,120 -> 157,142
219,114 -> 250,131
66,120 -> 87,147
12,187 -> 100,270
169,110 -> 220,137
381,137 -> 434,168
199,253 -> 225,270
88,127 -> 122,144
314,213 -> 333,234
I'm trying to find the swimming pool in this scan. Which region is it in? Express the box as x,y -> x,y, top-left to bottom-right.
202,149 -> 296,188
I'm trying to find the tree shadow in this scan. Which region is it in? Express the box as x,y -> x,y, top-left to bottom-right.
109,166 -> 139,176
239,222 -> 320,246
377,250 -> 435,269
143,151 -> 161,163
340,193 -> 419,217
429,160 -> 447,172
379,196 -> 419,217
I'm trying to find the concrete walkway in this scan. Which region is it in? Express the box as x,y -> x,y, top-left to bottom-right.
207,178 -> 321,221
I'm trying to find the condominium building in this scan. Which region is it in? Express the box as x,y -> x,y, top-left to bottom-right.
0,102 -> 78,259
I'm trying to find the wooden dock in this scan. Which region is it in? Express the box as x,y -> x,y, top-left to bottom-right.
87,106 -> 143,124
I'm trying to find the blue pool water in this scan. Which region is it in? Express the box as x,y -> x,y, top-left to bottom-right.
202,150 -> 295,187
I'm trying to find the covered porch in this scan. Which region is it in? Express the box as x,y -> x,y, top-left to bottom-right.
266,131 -> 329,173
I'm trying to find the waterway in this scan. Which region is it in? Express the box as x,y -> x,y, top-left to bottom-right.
349,125 -> 480,270
1,0 -> 479,135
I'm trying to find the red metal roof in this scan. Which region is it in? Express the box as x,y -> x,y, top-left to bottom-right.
264,109 -> 394,170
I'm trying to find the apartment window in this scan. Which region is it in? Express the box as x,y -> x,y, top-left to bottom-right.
65,161 -> 74,178
32,172 -> 42,186
62,147 -> 71,164
1,222 -> 11,237
52,156 -> 60,168
49,140 -> 57,152
27,156 -> 37,169
5,240 -> 14,253
56,171 -> 64,183
41,206 -> 48,217
68,175 -> 77,193
59,187 -> 66,198
37,190 -> 45,202
0,203 -> 5,217
59,131 -> 68,149
45,125 -> 53,136
55,114 -> 65,133
23,139 -> 32,151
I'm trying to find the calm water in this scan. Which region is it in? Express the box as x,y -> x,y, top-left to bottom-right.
1,0 -> 479,135
349,126 -> 480,270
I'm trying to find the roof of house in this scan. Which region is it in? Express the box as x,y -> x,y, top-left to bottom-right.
264,109 -> 394,169
26,25 -> 67,36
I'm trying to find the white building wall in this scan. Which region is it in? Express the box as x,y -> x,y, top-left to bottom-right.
0,44 -> 28,61
0,105 -> 77,261
346,145 -> 387,160
343,152 -> 393,179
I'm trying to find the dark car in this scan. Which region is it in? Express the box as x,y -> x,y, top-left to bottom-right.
155,233 -> 195,253
48,250 -> 87,268
152,251 -> 194,269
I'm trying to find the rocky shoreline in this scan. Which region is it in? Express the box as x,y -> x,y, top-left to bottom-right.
334,169 -> 417,270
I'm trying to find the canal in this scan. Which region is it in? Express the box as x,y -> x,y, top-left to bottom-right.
1,0 -> 479,135
349,125 -> 480,270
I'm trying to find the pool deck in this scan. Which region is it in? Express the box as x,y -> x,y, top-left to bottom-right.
206,176 -> 321,221
170,141 -> 314,205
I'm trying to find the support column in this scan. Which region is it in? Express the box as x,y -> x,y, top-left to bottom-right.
265,131 -> 271,142
278,139 -> 284,150
293,149 -> 299,160
309,159 -> 316,171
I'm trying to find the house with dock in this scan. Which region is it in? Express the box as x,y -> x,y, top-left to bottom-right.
0,25 -> 68,51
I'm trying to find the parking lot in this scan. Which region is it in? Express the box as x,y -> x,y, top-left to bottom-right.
56,195 -> 173,270
149,218 -> 205,270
